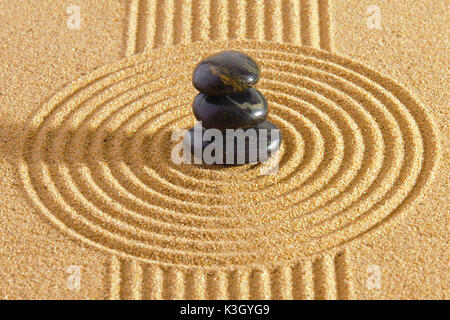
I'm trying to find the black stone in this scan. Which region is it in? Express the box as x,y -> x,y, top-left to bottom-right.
183,121 -> 282,164
193,88 -> 268,131
193,50 -> 260,95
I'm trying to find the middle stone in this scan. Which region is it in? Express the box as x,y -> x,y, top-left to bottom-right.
193,88 -> 268,131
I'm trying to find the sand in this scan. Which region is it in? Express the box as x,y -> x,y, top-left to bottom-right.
0,0 -> 448,299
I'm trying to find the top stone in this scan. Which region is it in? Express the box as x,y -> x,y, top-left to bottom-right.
192,50 -> 260,95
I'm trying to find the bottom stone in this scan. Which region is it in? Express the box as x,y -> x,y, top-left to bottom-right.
183,121 -> 282,164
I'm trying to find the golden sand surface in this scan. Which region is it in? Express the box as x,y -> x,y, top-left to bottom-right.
0,0 -> 448,299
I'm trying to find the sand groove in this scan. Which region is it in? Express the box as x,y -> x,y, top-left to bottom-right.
318,0 -> 332,51
128,0 -> 331,53
109,251 -> 354,299
125,0 -> 140,57
20,40 -> 439,298
21,40 -> 439,265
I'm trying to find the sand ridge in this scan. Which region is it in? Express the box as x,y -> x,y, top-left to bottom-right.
19,39 -> 440,298
126,0 -> 333,54
107,252 -> 352,299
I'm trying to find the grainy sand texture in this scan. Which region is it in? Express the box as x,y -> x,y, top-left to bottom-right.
0,0 -> 448,299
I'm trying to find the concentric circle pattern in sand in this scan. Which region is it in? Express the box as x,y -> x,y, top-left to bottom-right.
20,40 -> 439,267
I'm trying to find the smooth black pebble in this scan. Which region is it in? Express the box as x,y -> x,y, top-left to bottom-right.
193,88 -> 268,131
193,50 -> 260,95
183,120 -> 282,164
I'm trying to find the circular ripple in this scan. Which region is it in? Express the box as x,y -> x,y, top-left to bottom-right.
20,40 -> 440,266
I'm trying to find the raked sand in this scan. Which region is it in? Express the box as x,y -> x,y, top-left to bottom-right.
0,0 -> 448,299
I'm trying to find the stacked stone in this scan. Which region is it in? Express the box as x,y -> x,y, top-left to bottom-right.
184,50 -> 282,164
